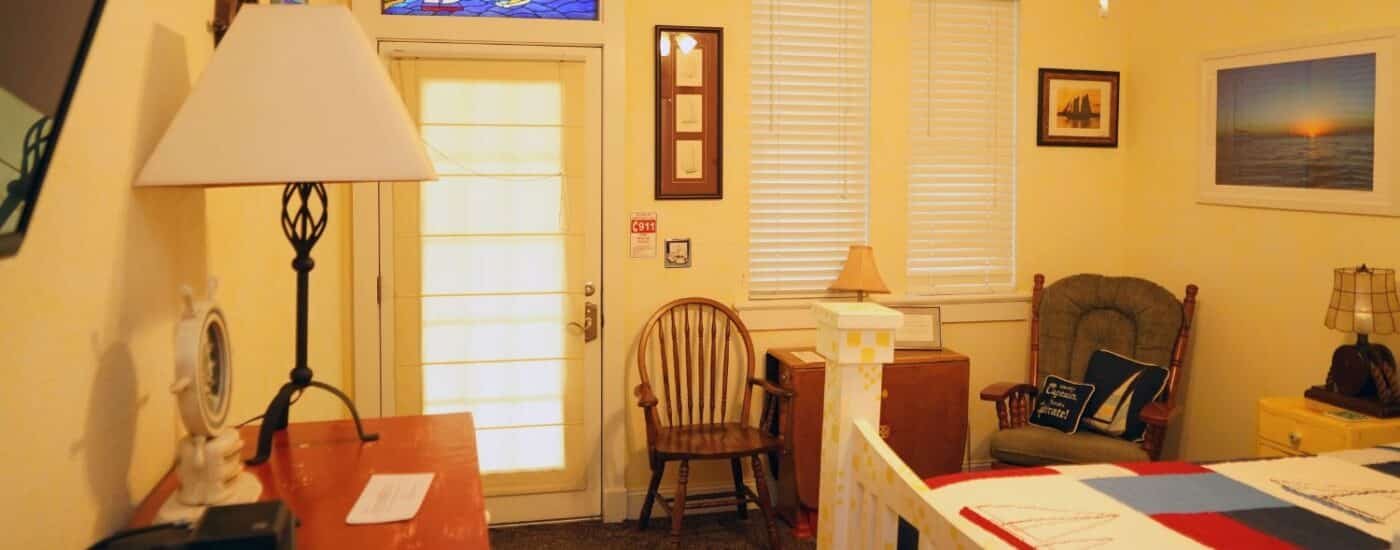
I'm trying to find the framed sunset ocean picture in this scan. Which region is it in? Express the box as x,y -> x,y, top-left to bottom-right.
1200,32 -> 1399,216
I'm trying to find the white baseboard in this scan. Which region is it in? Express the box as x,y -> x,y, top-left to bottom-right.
603,487 -> 629,523
965,458 -> 994,471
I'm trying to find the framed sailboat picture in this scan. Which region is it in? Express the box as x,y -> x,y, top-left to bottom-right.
1037,68 -> 1120,147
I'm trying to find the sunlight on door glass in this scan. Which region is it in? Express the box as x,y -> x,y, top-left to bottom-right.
418,77 -> 570,475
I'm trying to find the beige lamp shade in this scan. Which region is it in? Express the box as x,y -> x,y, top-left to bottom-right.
1325,265 -> 1400,335
135,5 -> 434,187
830,245 -> 890,297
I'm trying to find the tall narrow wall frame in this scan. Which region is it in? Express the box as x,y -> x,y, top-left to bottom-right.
655,26 -> 723,199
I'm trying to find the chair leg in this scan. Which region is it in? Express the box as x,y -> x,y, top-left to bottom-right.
730,457 -> 748,519
670,459 -> 690,539
639,460 -> 665,530
750,454 -> 781,549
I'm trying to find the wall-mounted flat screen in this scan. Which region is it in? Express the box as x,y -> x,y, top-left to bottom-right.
0,0 -> 106,258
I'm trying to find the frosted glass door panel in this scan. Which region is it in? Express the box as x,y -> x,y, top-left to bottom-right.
389,57 -> 594,501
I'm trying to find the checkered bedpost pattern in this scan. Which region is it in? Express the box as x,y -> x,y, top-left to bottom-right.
812,303 -> 901,550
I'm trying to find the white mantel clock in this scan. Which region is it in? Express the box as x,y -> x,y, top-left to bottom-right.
156,281 -> 262,522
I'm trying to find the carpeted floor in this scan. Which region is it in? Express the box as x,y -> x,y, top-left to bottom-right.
488,513 -> 816,549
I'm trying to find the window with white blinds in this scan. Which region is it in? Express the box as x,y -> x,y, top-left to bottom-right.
907,0 -> 1017,295
750,0 -> 871,298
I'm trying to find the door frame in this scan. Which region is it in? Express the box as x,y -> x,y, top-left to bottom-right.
349,39 -> 629,522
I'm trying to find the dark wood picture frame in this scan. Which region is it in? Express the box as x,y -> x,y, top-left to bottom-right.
1036,68 -> 1120,147
655,26 -> 723,200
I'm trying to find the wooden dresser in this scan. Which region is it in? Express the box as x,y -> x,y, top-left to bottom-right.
766,347 -> 969,538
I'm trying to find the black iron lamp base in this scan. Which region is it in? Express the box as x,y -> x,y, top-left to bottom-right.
245,182 -> 379,466
247,380 -> 378,465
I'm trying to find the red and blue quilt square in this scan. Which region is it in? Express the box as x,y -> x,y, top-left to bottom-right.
1085,472 -> 1388,549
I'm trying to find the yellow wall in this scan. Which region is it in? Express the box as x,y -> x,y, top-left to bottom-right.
0,1 -> 211,546
619,0 -> 1135,489
17,1 -> 1382,541
1117,0 -> 1400,460
620,0 -> 752,489
0,0 -> 355,545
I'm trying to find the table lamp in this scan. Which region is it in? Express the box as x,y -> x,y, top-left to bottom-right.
136,5 -> 436,464
1322,265 -> 1400,397
829,244 -> 889,302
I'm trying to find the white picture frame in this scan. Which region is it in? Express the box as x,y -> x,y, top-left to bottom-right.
675,140 -> 703,179
676,48 -> 704,87
664,238 -> 691,268
891,306 -> 942,350
1198,30 -> 1399,216
676,94 -> 703,133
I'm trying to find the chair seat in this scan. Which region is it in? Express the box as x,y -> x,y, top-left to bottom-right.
990,426 -> 1149,466
653,423 -> 783,459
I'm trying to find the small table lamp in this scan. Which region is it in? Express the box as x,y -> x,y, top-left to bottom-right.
136,6 -> 436,464
829,244 -> 889,302
1323,265 -> 1400,396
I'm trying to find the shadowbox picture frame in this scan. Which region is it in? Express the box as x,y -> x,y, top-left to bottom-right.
1037,68 -> 1120,147
655,25 -> 723,200
891,306 -> 942,350
664,238 -> 692,268
1198,31 -> 1398,216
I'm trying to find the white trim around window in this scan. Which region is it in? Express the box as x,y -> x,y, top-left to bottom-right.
735,292 -> 1030,332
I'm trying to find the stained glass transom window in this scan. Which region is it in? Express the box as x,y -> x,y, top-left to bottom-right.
383,0 -> 599,20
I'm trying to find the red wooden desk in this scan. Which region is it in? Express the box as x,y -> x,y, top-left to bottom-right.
130,413 -> 490,549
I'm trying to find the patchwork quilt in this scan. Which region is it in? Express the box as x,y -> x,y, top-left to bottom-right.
922,446 -> 1400,549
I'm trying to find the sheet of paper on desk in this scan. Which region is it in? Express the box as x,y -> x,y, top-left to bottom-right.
346,473 -> 435,525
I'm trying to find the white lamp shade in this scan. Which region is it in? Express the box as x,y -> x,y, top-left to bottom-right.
135,5 -> 435,187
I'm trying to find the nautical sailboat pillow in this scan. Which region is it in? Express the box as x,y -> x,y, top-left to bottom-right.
1081,349 -> 1169,441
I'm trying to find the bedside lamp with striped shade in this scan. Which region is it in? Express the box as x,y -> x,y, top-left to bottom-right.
1321,265 -> 1400,399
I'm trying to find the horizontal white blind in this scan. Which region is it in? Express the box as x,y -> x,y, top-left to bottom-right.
750,0 -> 871,298
908,0 -> 1016,295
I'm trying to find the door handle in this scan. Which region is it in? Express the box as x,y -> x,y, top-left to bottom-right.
568,302 -> 599,342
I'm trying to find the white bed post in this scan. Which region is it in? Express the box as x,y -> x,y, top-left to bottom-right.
813,302 -> 902,550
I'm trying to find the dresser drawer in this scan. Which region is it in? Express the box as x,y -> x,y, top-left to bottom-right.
1256,440 -> 1304,458
1258,406 -> 1348,454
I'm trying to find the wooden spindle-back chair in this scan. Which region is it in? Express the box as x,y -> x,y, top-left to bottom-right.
634,297 -> 792,548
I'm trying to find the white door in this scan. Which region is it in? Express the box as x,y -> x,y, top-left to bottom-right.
370,44 -> 603,524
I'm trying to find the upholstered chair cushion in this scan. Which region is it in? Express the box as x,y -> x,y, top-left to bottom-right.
989,426 -> 1150,466
1037,274 -> 1184,385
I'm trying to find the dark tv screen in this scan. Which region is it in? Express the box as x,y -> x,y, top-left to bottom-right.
0,0 -> 106,257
